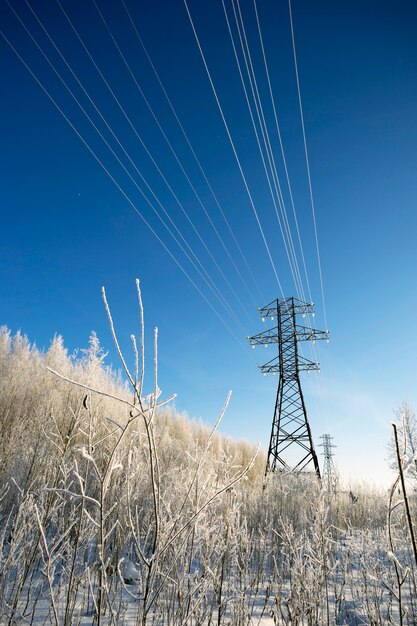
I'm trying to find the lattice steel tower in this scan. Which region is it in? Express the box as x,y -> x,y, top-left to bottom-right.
319,434 -> 337,492
248,298 -> 329,478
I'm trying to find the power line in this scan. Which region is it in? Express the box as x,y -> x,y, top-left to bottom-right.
91,0 -> 256,322
223,0 -> 297,296
121,0 -> 263,306
0,27 -> 246,348
288,0 -> 328,332
11,0 -> 250,337
54,0 -> 253,329
253,0 -> 314,308
234,0 -> 305,296
224,0 -> 307,307
183,0 -> 285,298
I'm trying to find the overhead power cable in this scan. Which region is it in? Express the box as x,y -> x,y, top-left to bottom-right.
92,0 -> 259,315
288,0 -> 328,332
121,0 -> 263,306
253,0 -> 314,308
53,0 -> 253,327
0,27 -> 246,346
11,0 -> 249,336
222,0 -> 306,307
183,0 -> 285,299
0,32 -> 245,345
234,0 -> 312,310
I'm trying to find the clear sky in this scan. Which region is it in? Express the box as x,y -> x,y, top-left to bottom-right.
1,0 -> 417,487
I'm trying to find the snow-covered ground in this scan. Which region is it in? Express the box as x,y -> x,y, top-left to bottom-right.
1,528 -> 415,625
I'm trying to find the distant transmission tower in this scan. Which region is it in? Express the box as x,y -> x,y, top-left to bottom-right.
248,298 -> 329,478
319,434 -> 337,492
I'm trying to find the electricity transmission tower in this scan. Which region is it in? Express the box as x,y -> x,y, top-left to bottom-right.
319,434 -> 337,492
248,297 -> 328,478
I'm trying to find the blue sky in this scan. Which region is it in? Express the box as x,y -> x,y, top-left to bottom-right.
1,0 -> 417,486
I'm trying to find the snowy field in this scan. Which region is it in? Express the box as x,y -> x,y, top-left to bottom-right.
1,495 -> 416,625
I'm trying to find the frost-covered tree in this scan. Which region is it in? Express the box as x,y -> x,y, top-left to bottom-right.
389,402 -> 417,485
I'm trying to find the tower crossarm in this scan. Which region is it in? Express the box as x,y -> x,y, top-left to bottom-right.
258,355 -> 319,375
298,356 -> 320,372
248,327 -> 279,346
259,356 -> 279,374
295,326 -> 329,342
258,298 -> 315,320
